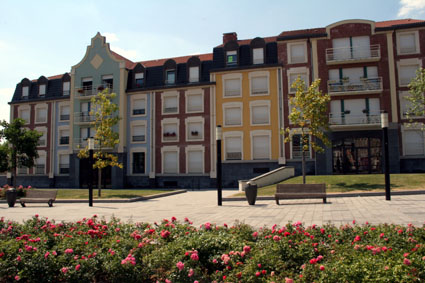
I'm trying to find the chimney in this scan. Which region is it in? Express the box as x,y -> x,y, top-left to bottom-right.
223,32 -> 238,45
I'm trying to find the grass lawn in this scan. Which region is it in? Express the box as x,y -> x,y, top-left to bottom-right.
54,189 -> 173,199
232,173 -> 425,197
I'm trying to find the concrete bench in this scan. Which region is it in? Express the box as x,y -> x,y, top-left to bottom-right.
275,184 -> 326,205
20,190 -> 58,207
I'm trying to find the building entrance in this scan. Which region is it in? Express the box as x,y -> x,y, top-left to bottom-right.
332,137 -> 381,174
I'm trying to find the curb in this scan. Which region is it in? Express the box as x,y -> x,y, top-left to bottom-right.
223,190 -> 425,201
0,190 -> 187,204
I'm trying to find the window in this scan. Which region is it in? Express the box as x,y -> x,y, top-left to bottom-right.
60,104 -> 70,121
19,108 -> 30,124
132,124 -> 146,142
80,127 -> 95,140
132,152 -> 145,174
135,73 -> 144,87
22,86 -> 29,98
252,134 -> 270,160
189,66 -> 199,83
82,78 -> 93,95
18,166 -> 28,175
166,70 -> 176,84
162,119 -> 179,142
186,92 -> 203,113
38,130 -> 47,147
250,102 -> 270,125
39,84 -> 46,96
291,134 -> 310,159
162,93 -> 178,114
35,106 -> 47,123
63,81 -> 70,96
397,31 -> 419,55
226,50 -> 237,66
133,98 -> 146,115
163,150 -> 178,173
251,76 -> 268,95
332,36 -> 371,60
186,117 -> 203,141
288,42 -> 307,64
59,129 -> 69,145
102,75 -> 113,89
253,48 -> 264,64
223,103 -> 242,126
399,63 -> 420,86
288,67 -> 309,93
404,130 -> 424,155
225,135 -> 242,160
224,78 -> 241,97
187,149 -> 203,173
400,91 -> 423,118
35,153 -> 45,175
59,154 -> 69,174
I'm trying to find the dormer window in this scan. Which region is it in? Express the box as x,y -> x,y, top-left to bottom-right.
135,73 -> 144,87
253,48 -> 264,64
166,70 -> 176,85
39,84 -> 46,97
164,59 -> 177,86
22,86 -> 29,99
189,67 -> 199,83
63,82 -> 70,96
226,51 -> 237,66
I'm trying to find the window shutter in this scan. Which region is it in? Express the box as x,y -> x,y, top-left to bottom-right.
399,33 -> 416,53
253,135 -> 270,160
405,131 -> 424,155
226,137 -> 241,159
62,129 -> 70,137
37,108 -> 47,122
134,99 -> 146,115
135,73 -> 144,79
224,79 -> 240,96
39,85 -> 46,95
62,105 -> 70,115
290,44 -> 305,63
189,67 -> 199,82
225,107 -> 241,125
59,154 -> 69,165
352,36 -> 371,58
63,82 -> 70,91
22,86 -> 29,97
252,105 -> 269,124
188,151 -> 203,173
188,122 -> 202,139
332,38 -> 351,60
164,151 -> 178,173
253,48 -> 264,64
251,76 -> 268,94
187,94 -> 202,112
342,67 -> 363,83
400,65 -> 419,85
164,96 -> 178,112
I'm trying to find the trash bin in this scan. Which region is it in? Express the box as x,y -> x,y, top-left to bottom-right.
245,181 -> 258,205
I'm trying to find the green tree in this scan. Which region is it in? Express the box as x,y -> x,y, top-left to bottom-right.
405,67 -> 425,125
0,118 -> 42,188
78,89 -> 122,196
283,77 -> 331,184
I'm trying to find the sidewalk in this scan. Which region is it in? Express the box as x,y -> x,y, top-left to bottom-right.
2,190 -> 425,228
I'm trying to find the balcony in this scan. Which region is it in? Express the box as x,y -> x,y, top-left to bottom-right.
74,112 -> 96,123
327,77 -> 382,95
74,138 -> 106,150
329,112 -> 381,129
326,44 -> 381,65
75,84 -> 114,98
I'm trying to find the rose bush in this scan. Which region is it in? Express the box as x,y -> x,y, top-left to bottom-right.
0,215 -> 424,282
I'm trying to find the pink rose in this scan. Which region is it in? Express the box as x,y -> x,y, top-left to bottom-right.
403,258 -> 411,265
75,264 -> 80,271
188,268 -> 194,277
176,261 -> 184,271
190,253 -> 199,261
65,248 -> 73,254
243,245 -> 251,253
320,265 -> 325,271
61,267 -> 68,274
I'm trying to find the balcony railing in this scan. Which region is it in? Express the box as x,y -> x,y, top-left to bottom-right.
132,135 -> 146,142
329,112 -> 381,126
75,84 -> 114,98
326,44 -> 381,64
327,77 -> 382,94
60,114 -> 70,121
74,112 -> 96,123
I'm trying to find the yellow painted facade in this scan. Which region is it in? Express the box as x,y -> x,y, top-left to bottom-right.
215,67 -> 280,161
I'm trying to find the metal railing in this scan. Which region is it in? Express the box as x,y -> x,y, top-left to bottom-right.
74,112 -> 96,123
329,112 -> 381,125
75,84 -> 114,98
327,77 -> 382,94
326,44 -> 381,63
132,135 -> 146,142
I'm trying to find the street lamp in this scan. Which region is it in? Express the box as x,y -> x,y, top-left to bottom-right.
216,125 -> 222,206
381,111 -> 391,201
88,138 -> 94,207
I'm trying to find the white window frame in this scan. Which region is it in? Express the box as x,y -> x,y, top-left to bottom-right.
396,30 -> 420,55
57,150 -> 70,176
161,118 -> 179,143
223,102 -> 243,127
59,102 -> 70,121
185,116 -> 204,141
189,66 -> 200,83
401,124 -> 425,156
63,81 -> 70,95
35,150 -> 46,175
39,84 -> 46,96
18,105 -> 30,124
185,145 -> 205,174
250,130 -> 271,160
131,93 -> 147,117
287,67 -> 309,94
253,48 -> 264,64
130,148 -> 147,176
287,41 -> 307,64
250,100 -> 270,126
397,58 -> 422,87
222,73 -> 242,98
35,126 -> 47,147
399,91 -> 424,119
161,91 -> 179,115
223,131 -> 244,161
35,103 -> 48,124
130,120 -> 147,144
161,146 -> 180,174
22,86 -> 29,98
249,71 -> 270,96
185,89 -> 204,113
58,126 -> 69,146
289,129 -> 312,159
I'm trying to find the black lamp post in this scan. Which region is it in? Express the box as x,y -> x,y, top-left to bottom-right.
88,138 -> 94,207
216,125 -> 222,206
381,111 -> 391,201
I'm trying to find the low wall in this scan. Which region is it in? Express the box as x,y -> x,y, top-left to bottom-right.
239,166 -> 295,191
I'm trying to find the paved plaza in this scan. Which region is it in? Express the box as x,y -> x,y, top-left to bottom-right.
2,190 -> 425,228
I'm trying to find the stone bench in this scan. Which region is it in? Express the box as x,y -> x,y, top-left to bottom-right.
20,190 -> 58,207
275,183 -> 326,205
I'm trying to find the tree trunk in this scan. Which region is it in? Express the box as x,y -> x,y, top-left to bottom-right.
98,168 -> 102,197
302,148 -> 306,184
12,166 -> 16,189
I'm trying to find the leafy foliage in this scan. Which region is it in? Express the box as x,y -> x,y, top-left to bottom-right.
405,67 -> 425,127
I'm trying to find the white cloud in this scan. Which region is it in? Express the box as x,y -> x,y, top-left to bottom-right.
398,0 -> 425,17
110,46 -> 139,60
103,32 -> 119,43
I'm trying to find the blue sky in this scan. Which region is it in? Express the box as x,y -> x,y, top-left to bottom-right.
1,0 -> 424,122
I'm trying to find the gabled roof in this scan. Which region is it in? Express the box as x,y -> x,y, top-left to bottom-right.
136,53 -> 213,68
110,50 -> 136,69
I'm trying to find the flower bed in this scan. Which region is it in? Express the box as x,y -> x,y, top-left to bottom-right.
0,216 -> 424,282
0,185 -> 32,199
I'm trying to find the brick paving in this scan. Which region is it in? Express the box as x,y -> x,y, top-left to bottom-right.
2,190 -> 425,228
